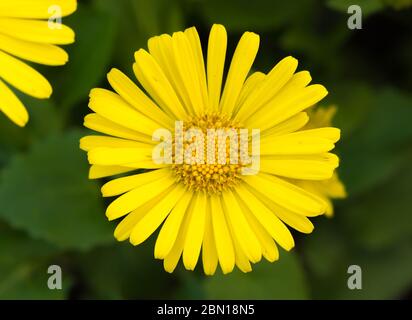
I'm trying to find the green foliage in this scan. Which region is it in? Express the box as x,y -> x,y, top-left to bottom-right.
0,223 -> 70,299
0,131 -> 113,250
204,253 -> 309,299
52,3 -> 117,111
0,0 -> 411,300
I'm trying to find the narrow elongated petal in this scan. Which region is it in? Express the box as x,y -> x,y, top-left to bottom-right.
83,113 -> 154,144
80,135 -> 153,152
0,50 -> 52,99
0,18 -> 74,44
130,184 -> 186,245
134,49 -> 187,120
106,174 -> 176,220
235,184 -> 295,250
210,195 -> 235,274
107,68 -> 173,128
220,32 -> 259,116
247,84 -> 328,130
172,32 -> 205,115
221,190 -> 262,263
87,147 -> 152,166
101,168 -> 171,197
155,192 -> 193,259
0,79 -> 28,126
0,0 -> 77,19
202,200 -> 219,275
183,192 -> 207,270
88,165 -> 135,180
244,173 -> 326,216
234,71 -> 265,114
235,56 -> 298,121
260,153 -> 339,180
207,24 -> 227,112
88,88 -> 161,137
0,33 -> 68,66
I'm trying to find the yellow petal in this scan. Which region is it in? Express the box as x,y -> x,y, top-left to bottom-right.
221,190 -> 262,263
88,88 -> 161,137
83,113 -> 154,144
260,153 -> 339,180
210,195 -> 235,274
0,50 -> 51,99
0,78 -> 28,126
121,160 -> 166,170
234,71 -> 265,115
133,49 -> 187,120
155,192 -> 193,259
88,165 -> 135,179
220,31 -> 259,116
87,147 -> 152,166
202,198 -> 218,275
101,168 -> 170,197
246,84 -> 328,131
244,173 -> 326,216
130,184 -> 186,246
80,135 -> 153,152
163,199 -> 192,273
235,192 -> 279,262
106,173 -> 176,220
224,212 -> 252,273
263,199 -> 315,233
235,183 -> 295,251
235,56 -> 298,122
260,128 -> 341,155
0,0 -> 77,19
207,24 -> 227,112
107,68 -> 173,129
0,33 -> 68,66
171,31 -> 206,116
183,192 -> 207,270
114,191 -> 169,241
184,27 -> 208,110
148,34 -> 194,115
0,18 -> 74,44
261,112 -> 309,137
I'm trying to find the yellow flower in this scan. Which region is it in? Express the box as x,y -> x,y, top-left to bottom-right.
0,0 -> 77,126
81,24 -> 341,275
294,106 -> 347,216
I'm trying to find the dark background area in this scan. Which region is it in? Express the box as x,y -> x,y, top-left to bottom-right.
0,0 -> 411,299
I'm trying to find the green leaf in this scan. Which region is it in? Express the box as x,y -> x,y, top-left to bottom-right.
339,158 -> 412,249
0,223 -> 70,299
0,95 -> 63,167
75,240 -> 177,299
339,88 -> 412,196
52,4 -> 116,110
204,252 -> 309,299
303,222 -> 412,299
92,0 -> 184,74
0,130 -> 113,250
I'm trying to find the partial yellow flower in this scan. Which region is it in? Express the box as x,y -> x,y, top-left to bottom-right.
0,0 -> 77,126
294,106 -> 347,216
80,24 -> 342,275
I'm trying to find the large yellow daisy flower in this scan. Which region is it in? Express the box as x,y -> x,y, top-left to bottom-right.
80,24 -> 341,275
0,0 -> 77,126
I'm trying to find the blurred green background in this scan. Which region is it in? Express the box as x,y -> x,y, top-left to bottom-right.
0,0 -> 412,299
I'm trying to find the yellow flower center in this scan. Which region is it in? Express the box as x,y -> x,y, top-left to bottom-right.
172,113 -> 246,194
